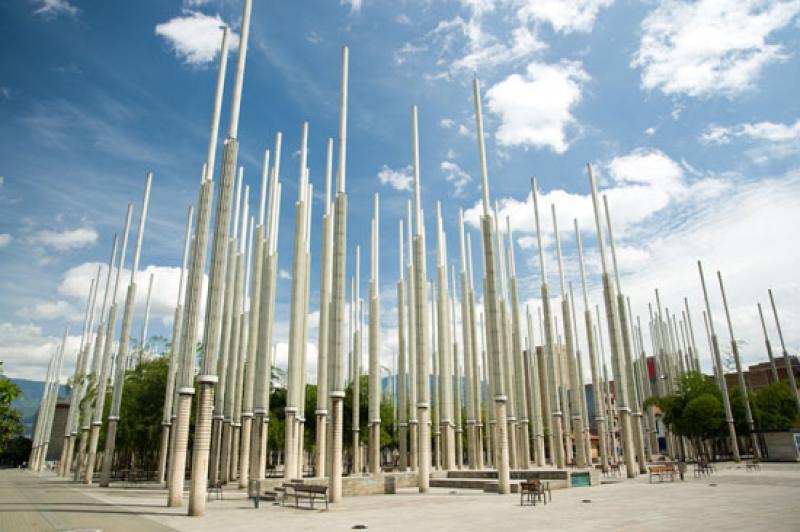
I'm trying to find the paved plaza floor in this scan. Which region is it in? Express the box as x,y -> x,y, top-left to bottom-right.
2,462 -> 798,531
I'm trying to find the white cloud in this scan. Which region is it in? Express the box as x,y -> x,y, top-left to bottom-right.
440,161 -> 472,196
341,0 -> 364,14
29,227 -> 97,251
0,233 -> 10,247
464,148 -> 727,240
306,31 -> 322,45
486,60 -> 589,153
33,0 -> 77,19
517,0 -> 614,33
700,119 -> 800,145
53,261 -> 208,330
700,119 -> 800,164
405,1 -> 547,79
644,127 -> 656,136
0,323 -> 82,381
16,300 -> 73,321
633,0 -> 800,98
440,118 -> 456,129
155,10 -> 240,66
377,164 -> 413,192
279,269 -> 291,280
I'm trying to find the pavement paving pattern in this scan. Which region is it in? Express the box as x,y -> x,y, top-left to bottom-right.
2,462 -> 798,531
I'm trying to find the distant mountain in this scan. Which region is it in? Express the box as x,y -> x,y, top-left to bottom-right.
8,378 -> 71,437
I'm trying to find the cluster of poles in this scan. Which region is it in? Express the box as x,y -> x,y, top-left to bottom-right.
26,0 -> 800,515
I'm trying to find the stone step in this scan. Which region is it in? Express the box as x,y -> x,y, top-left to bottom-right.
446,469 -> 569,481
429,478 -> 521,493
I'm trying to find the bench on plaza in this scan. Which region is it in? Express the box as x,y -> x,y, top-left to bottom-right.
207,480 -> 223,501
282,482 -> 329,510
519,479 -> 550,507
648,464 -> 676,483
694,459 -> 714,477
745,458 -> 761,472
605,462 -> 622,477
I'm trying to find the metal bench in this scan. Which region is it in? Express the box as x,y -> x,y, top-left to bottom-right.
284,483 -> 329,510
520,480 -> 550,506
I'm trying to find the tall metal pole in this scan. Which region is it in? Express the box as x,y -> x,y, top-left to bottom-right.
74,236 -> 117,481
458,210 -> 477,469
84,206 -> 132,484
552,204 -> 586,468
368,194 -> 382,473
327,45 -> 349,503
717,272 -> 760,458
435,202 -> 455,470
100,172 -> 153,487
587,164 -> 635,477
530,178 -> 562,468
506,218 -> 530,468
168,23 -> 230,506
315,139 -> 334,477
525,305 -> 546,466
757,303 -> 780,383
603,195 -> 647,473
240,150 -> 268,490
768,290 -> 800,412
189,0 -> 252,515
157,206 -> 193,485
411,104 -> 433,491
451,264 -> 464,469
285,123 -> 311,481
472,79 -> 510,492
59,269 -> 98,476
397,219 -> 408,470
575,219 -> 609,472
698,261 -> 740,462
138,272 -> 155,365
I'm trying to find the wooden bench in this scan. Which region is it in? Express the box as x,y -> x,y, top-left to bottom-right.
648,464 -> 676,483
520,480 -> 550,506
283,483 -> 329,510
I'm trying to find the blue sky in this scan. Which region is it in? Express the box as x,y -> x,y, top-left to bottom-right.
1,0 -> 799,383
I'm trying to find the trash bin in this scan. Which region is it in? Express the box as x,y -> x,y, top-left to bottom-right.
384,475 -> 396,494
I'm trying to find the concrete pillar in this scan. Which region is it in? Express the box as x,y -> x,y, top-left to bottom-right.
530,178 -> 564,469
698,262 -> 740,462
397,220 -> 409,471
326,45 -> 349,502
587,165 -> 636,478
718,272 -> 760,458
188,0 -> 253,515
60,272 -> 99,477
768,290 -> 800,415
406,201 -> 419,473
410,105 -> 432,492
552,205 -> 586,469
472,78 -> 510,492
101,173 -> 152,487
314,139 -> 334,477
757,303 -> 780,383
368,194 -> 381,474
167,23 -> 231,507
602,197 -> 647,473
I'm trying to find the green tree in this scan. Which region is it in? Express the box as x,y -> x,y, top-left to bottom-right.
0,361 -> 24,450
753,382 -> 799,431
645,371 -> 726,458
